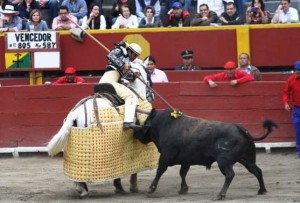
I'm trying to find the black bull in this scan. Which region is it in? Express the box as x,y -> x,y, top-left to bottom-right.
134,109 -> 278,200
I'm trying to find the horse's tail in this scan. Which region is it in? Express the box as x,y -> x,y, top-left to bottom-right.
47,111 -> 76,157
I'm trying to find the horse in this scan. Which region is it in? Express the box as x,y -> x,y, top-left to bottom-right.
47,90 -> 152,198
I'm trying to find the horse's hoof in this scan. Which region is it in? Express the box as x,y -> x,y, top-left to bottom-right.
115,188 -> 126,195
258,188 -> 267,195
178,186 -> 189,194
130,186 -> 139,193
147,186 -> 156,194
79,189 -> 89,199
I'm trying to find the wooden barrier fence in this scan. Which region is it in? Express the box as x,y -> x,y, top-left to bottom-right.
0,82 -> 294,153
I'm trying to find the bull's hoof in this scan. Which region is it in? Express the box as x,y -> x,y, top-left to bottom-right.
130,186 -> 139,193
178,186 -> 189,194
257,188 -> 267,195
147,185 -> 156,193
213,194 -> 225,201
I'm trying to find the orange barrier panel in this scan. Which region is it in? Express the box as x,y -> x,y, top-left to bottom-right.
0,82 -> 293,148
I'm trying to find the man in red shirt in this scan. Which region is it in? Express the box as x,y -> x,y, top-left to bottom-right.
52,67 -> 86,84
282,61 -> 300,158
203,61 -> 254,87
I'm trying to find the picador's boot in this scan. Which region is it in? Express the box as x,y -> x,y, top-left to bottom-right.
124,122 -> 142,130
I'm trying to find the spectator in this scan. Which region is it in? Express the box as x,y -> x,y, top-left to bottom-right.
164,2 -> 191,27
237,53 -> 262,81
175,50 -> 201,71
0,5 -> 22,32
282,61 -> 300,158
111,4 -> 138,29
245,0 -> 271,24
191,3 -> 218,26
25,9 -> 49,31
272,0 -> 299,24
203,61 -> 254,87
111,0 -> 136,26
135,0 -> 161,22
0,0 -> 12,10
62,0 -> 88,24
18,0 -> 40,30
144,55 -> 168,82
218,2 -> 244,25
49,67 -> 86,84
197,0 -> 225,17
81,3 -> 106,30
38,0 -> 59,25
139,5 -> 162,28
165,0 -> 192,13
52,6 -> 77,31
86,0 -> 103,10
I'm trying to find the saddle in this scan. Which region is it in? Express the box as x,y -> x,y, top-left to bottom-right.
93,83 -> 125,106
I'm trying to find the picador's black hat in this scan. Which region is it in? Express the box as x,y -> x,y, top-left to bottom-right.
181,50 -> 194,59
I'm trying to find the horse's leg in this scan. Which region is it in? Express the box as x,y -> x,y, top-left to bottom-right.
113,178 -> 126,194
74,182 -> 88,198
130,173 -> 138,192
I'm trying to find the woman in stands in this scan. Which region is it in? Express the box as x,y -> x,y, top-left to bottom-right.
26,9 -> 48,31
81,3 -> 106,30
111,0 -> 136,25
245,0 -> 271,24
111,4 -> 138,29
18,0 -> 40,29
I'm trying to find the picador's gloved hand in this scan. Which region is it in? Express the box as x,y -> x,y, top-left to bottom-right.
123,70 -> 136,82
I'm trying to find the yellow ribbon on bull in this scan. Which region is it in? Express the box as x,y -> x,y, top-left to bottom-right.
63,99 -> 159,182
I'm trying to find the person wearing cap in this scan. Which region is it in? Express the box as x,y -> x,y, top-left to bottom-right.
135,0 -> 161,22
164,2 -> 191,27
50,67 -> 86,84
203,61 -> 254,87
0,5 -> 22,32
99,41 -> 145,129
175,50 -> 201,71
282,61 -> 300,158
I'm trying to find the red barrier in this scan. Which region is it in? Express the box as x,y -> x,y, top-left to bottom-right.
0,82 -> 293,148
1,25 -> 300,73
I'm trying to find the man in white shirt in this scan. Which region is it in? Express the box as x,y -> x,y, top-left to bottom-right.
272,0 -> 299,23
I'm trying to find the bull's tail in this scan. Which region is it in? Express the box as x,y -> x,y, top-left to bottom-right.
47,112 -> 76,157
239,119 -> 278,141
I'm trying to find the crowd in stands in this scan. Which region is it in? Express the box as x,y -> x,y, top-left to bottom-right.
0,0 -> 299,31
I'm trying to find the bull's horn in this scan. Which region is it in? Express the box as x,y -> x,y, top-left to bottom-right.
137,108 -> 151,114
